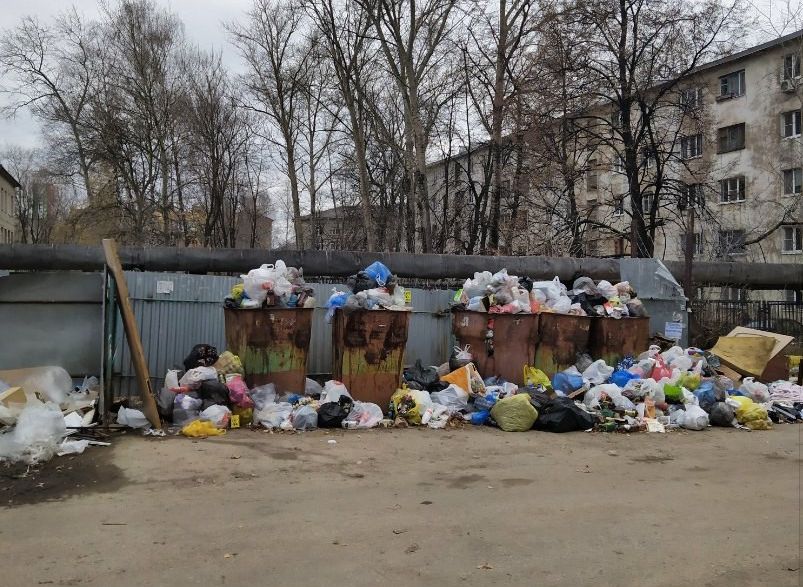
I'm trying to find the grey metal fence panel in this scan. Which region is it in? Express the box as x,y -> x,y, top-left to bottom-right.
113,272 -> 456,399
0,271 -> 103,376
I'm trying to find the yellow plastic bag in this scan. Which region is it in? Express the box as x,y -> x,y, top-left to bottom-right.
523,366 -> 551,388
490,394 -> 538,432
182,420 -> 226,438
390,387 -> 432,425
213,351 -> 243,376
440,363 -> 485,396
678,373 -> 701,391
730,396 -> 770,426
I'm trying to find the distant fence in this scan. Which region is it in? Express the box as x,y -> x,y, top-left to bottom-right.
690,300 -> 803,349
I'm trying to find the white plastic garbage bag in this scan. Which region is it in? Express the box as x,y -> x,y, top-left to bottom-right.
583,384 -> 621,409
254,402 -> 293,428
117,407 -> 150,428
548,295 -> 572,314
58,439 -> 90,456
430,384 -> 469,413
582,360 -> 614,385
680,404 -> 709,430
292,405 -> 318,430
596,280 -> 618,300
305,378 -> 323,397
344,401 -> 384,429
321,380 -> 351,404
0,401 -> 68,464
739,377 -> 770,403
200,405 -> 231,428
249,383 -> 277,410
531,277 -> 565,301
179,367 -> 218,389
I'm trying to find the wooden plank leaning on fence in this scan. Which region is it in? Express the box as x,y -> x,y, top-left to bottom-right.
102,239 -> 161,429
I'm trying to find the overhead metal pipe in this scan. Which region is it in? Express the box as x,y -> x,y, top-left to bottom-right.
1,244 -> 800,289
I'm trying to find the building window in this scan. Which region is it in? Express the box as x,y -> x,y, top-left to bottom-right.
680,183 -> 705,209
720,176 -> 746,203
642,192 -> 655,213
782,225 -> 802,253
717,123 -> 745,153
722,286 -> 746,301
681,232 -> 704,255
718,229 -> 746,255
781,109 -> 801,138
719,69 -> 745,98
614,237 -> 626,256
783,53 -> 801,80
586,159 -> 598,190
613,196 -> 625,216
680,87 -> 703,109
613,155 -> 625,174
783,168 -> 802,195
680,134 -> 703,159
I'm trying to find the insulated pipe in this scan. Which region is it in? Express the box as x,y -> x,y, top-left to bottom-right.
0,244 -> 800,288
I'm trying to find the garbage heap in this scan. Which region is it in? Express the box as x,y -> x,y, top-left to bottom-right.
325,261 -> 409,322
452,270 -> 646,318
0,367 -> 101,464
394,345 -> 802,433
225,260 -> 314,309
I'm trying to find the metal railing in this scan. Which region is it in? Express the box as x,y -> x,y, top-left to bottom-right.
690,300 -> 803,349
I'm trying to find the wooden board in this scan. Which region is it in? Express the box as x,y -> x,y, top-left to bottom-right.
102,239 -> 161,428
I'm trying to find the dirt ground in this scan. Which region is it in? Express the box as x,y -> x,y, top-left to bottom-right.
1,424 -> 801,587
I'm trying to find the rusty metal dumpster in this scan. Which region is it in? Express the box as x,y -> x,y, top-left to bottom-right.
332,309 -> 411,410
534,313 -> 592,376
589,317 -> 650,366
452,311 -> 539,385
224,307 -> 313,392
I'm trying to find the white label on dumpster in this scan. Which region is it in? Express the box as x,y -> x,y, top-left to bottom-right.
156,280 -> 174,295
664,321 -> 683,341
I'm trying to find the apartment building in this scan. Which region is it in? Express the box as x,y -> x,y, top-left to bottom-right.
588,31 -> 802,271
0,164 -> 20,244
425,31 -> 802,295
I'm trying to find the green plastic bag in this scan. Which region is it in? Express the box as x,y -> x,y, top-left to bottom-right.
663,383 -> 684,403
490,394 -> 538,432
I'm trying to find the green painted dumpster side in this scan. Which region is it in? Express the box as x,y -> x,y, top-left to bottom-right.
332,309 -> 410,411
224,307 -> 313,392
534,313 -> 592,376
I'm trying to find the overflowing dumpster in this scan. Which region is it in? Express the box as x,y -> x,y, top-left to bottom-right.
332,309 -> 410,410
224,307 -> 313,392
452,311 -> 539,385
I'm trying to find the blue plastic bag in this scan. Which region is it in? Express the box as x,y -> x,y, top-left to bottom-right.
364,261 -> 392,286
552,372 -> 584,393
325,291 -> 349,322
694,381 -> 716,408
470,410 -> 490,425
474,392 -> 499,412
609,370 -> 639,387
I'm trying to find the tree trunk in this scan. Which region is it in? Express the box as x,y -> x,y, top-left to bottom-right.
488,0 -> 509,252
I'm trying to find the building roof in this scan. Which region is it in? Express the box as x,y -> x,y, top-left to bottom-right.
690,28 -> 803,75
0,164 -> 20,189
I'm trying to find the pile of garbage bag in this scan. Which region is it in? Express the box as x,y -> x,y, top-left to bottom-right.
451,270 -> 647,318
225,259 -> 315,310
325,261 -> 410,321
0,367 -> 102,464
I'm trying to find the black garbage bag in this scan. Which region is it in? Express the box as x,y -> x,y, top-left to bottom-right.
198,380 -> 230,411
405,359 -> 439,389
523,389 -> 551,412
518,276 -> 533,292
318,396 -> 354,428
347,271 -> 377,294
709,401 -> 736,427
183,344 -> 219,371
534,396 -> 596,433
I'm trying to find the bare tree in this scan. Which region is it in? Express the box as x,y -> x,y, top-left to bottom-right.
0,9 -> 98,201
230,0 -> 312,248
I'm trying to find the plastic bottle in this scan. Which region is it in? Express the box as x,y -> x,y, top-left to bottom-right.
420,407 -> 434,425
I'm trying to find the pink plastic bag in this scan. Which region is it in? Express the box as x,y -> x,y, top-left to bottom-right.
226,374 -> 253,408
651,357 -> 673,381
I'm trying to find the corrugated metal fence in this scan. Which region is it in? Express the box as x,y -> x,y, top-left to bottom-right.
114,271 -> 455,398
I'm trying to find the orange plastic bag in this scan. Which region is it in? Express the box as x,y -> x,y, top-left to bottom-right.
440,363 -> 485,396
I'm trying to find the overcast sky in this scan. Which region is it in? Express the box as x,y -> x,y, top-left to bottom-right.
0,0 -> 253,148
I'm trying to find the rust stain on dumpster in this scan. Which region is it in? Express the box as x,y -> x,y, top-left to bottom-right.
589,317 -> 650,366
452,311 -> 539,385
224,307 -> 313,393
534,313 -> 592,376
332,310 -> 410,411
